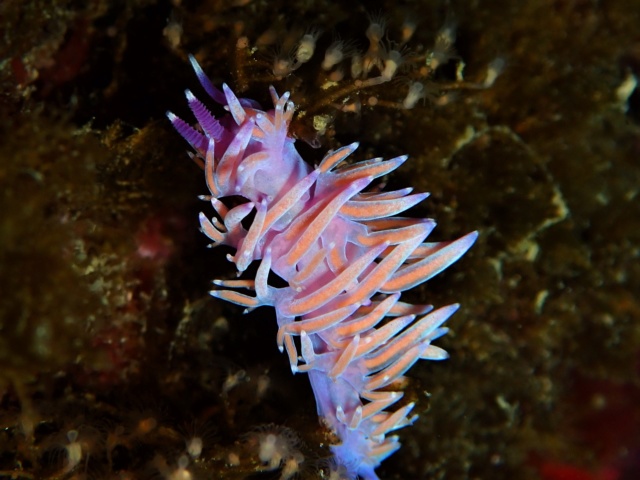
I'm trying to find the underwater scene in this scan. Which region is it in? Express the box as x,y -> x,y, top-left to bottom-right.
1,0 -> 639,479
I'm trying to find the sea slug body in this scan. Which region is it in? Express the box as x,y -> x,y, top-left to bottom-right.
168,55 -> 477,480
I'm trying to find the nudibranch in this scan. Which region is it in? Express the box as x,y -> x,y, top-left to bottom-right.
168,55 -> 477,480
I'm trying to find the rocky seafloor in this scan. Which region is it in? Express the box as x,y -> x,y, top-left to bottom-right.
1,1 -> 639,479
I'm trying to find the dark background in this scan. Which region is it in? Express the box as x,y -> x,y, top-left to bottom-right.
1,0 -> 639,479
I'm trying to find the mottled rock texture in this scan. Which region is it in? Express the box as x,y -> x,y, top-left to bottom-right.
1,0 -> 638,479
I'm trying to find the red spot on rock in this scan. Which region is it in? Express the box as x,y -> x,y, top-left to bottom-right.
539,462 -> 618,480
135,214 -> 178,262
10,57 -> 31,86
39,18 -> 92,95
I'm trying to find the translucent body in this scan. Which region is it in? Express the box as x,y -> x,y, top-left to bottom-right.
168,56 -> 477,480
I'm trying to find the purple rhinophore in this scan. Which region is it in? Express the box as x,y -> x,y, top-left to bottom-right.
168,55 -> 477,480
